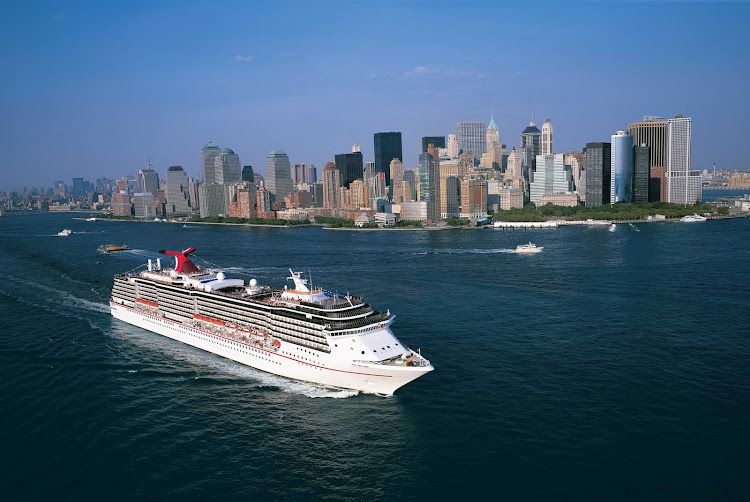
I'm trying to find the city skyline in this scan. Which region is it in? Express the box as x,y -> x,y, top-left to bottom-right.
2,1 -> 749,190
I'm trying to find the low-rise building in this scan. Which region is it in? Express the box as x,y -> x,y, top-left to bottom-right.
374,212 -> 397,226
399,201 -> 428,221
540,193 -> 579,207
354,213 -> 375,227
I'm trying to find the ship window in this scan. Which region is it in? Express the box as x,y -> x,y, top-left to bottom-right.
361,351 -> 365,354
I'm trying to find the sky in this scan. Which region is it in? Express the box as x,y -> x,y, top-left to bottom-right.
1,0 -> 749,190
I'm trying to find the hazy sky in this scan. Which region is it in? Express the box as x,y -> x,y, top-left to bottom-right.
2,1 -> 749,190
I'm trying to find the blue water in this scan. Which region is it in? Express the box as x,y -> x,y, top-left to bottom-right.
1,213 -> 748,500
702,188 -> 750,201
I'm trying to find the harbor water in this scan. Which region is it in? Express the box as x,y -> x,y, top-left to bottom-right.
0,213 -> 748,500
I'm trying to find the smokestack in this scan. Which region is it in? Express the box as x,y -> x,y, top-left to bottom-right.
148,259 -> 152,272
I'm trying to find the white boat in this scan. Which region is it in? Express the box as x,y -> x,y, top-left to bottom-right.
628,223 -> 640,232
681,214 -> 707,222
57,229 -> 72,237
86,217 -> 98,222
609,224 -> 616,232
516,242 -> 543,254
109,247 -> 432,395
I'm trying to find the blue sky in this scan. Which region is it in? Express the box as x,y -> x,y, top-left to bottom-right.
1,1 -> 749,190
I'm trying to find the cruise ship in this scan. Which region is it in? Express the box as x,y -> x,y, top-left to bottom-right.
109,247 -> 433,395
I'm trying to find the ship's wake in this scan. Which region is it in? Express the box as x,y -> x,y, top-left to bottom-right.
418,248 -> 517,255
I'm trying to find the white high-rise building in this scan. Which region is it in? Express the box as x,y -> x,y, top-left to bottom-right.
264,150 -> 294,201
447,134 -> 459,158
542,119 -> 553,156
214,148 -> 242,185
201,141 -> 221,184
530,154 -> 571,206
666,116 -> 700,204
164,166 -> 192,215
456,121 -> 487,160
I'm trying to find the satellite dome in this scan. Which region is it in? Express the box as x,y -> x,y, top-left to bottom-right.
249,278 -> 258,287
216,272 -> 226,281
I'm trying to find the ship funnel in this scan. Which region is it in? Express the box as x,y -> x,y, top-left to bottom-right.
156,258 -> 161,270
148,259 -> 153,272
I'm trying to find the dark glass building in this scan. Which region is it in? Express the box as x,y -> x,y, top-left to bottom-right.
633,145 -> 649,203
374,132 -> 402,186
585,142 -> 611,207
242,165 -> 254,183
334,152 -> 364,189
422,136 -> 446,153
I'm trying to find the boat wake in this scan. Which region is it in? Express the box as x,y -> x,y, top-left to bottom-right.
418,248 -> 517,255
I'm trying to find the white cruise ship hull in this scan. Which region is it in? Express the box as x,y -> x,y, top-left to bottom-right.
111,303 -> 431,396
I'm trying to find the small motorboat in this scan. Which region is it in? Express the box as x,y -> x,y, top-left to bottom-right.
99,244 -> 131,253
609,224 -> 616,232
516,242 -> 543,254
681,214 -> 707,222
628,223 -> 640,232
57,229 -> 72,237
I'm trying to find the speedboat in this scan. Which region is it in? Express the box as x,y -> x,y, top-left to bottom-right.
516,242 -> 543,254
609,224 -> 616,232
681,214 -> 707,222
57,229 -> 72,237
99,244 -> 131,253
629,223 -> 640,232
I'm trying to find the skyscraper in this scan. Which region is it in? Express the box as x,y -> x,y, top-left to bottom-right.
138,165 -> 159,198
72,177 -> 86,197
422,136 -> 446,153
530,154 -> 571,206
201,141 -> 221,184
373,132 -> 402,186
322,162 -> 341,209
486,115 -> 499,145
403,170 -> 417,202
506,147 -> 525,192
447,134 -> 459,158
418,152 -> 440,221
666,116 -> 700,204
164,166 -> 192,215
585,143 -> 611,207
627,116 -> 667,170
242,165 -> 255,183
334,152 -> 364,188
456,121 -> 487,160
520,118 -> 542,170
292,163 -> 307,185
633,144 -> 650,203
390,159 -> 404,202
214,148 -> 241,185
264,150 -> 294,200
542,119 -> 553,156
442,177 -> 460,218
481,115 -> 503,170
610,131 -> 634,204
307,165 -> 317,183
